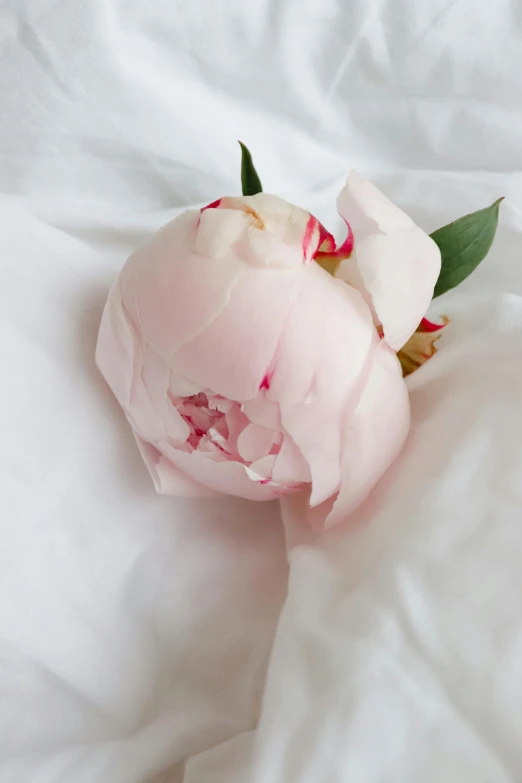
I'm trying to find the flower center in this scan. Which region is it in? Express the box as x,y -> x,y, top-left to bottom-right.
167,389 -> 292,488
169,392 -> 229,451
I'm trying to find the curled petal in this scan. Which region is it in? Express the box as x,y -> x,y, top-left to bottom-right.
96,283 -> 190,444
134,436 -> 222,497
309,344 -> 410,531
336,171 -> 441,350
170,263 -> 301,401
269,262 -> 376,505
314,218 -> 354,276
96,279 -> 142,410
154,441 -> 295,501
242,394 -> 282,430
197,193 -> 323,267
272,435 -> 311,484
122,211 -> 243,358
237,422 -> 277,463
317,222 -> 337,253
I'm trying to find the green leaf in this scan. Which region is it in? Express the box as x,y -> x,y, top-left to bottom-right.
431,198 -> 503,298
238,141 -> 263,196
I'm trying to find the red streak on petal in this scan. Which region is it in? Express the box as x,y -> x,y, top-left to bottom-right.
201,198 -> 223,213
302,215 -> 318,262
419,317 -> 447,333
336,218 -> 354,256
259,338 -> 281,392
259,478 -> 271,485
313,217 -> 353,266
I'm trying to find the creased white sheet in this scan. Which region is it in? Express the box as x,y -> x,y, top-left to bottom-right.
2,0 -> 522,781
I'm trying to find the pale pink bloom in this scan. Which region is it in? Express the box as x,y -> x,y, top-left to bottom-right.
96,175 -> 440,530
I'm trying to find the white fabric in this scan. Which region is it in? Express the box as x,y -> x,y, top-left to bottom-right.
2,1 -> 522,781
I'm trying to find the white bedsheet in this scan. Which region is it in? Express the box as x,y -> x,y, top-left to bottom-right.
2,1 -> 522,781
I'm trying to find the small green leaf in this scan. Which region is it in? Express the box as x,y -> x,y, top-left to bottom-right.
238,141 -> 263,196
431,198 -> 503,298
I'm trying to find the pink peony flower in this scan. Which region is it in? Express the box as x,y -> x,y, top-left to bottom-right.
96,173 -> 440,529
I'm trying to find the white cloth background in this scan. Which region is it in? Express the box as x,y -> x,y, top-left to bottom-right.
1,1 -> 522,781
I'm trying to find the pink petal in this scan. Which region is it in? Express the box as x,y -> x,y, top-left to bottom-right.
134,436 -> 221,497
237,423 -> 277,463
242,394 -> 282,430
197,436 -> 229,459
245,454 -> 277,481
337,171 -> 414,237
336,171 -> 441,350
155,441 -> 292,501
239,194 -> 315,253
139,345 -> 191,443
266,262 -> 376,506
96,280 -> 140,409
168,371 -> 201,397
170,263 -> 302,401
223,405 -> 250,457
268,262 -> 374,403
96,283 -> 190,445
224,193 -> 319,262
312,344 -> 410,531
272,435 -> 311,484
196,194 -> 319,268
193,207 -> 253,260
279,399 -> 343,506
121,211 -> 243,358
